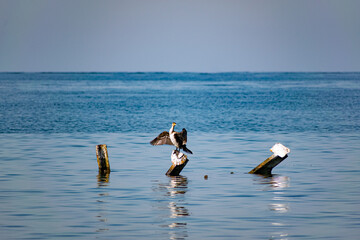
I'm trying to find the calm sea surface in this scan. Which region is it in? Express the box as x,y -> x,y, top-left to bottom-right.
0,72 -> 360,239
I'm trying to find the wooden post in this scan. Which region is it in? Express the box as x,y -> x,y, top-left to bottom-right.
96,144 -> 110,174
249,154 -> 288,176
166,150 -> 189,176
249,143 -> 290,176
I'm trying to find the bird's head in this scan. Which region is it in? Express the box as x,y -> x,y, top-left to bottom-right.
172,122 -> 177,126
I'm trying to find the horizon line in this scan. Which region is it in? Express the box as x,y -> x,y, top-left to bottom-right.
1,70 -> 360,74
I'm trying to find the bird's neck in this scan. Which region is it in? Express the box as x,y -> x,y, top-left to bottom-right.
169,125 -> 175,134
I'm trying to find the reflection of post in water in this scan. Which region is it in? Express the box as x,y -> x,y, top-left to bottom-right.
167,176 -> 189,240
253,174 -> 290,239
253,174 -> 290,191
95,173 -> 110,234
154,175 -> 190,240
168,175 -> 188,197
168,176 -> 190,219
261,175 -> 290,213
97,172 -> 110,187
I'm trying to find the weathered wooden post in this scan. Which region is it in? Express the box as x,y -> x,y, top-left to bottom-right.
249,143 -> 290,176
96,144 -> 110,174
166,150 -> 189,176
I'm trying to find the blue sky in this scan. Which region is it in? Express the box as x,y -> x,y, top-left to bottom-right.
0,0 -> 359,72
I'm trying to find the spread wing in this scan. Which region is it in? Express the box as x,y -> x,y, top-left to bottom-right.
150,131 -> 173,145
180,128 -> 187,145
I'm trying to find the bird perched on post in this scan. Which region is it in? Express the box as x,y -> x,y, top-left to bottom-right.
150,122 -> 193,154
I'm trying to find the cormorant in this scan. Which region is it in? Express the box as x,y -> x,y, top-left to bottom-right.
150,122 -> 193,154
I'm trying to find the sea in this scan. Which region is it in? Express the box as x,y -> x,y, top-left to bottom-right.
0,72 -> 359,239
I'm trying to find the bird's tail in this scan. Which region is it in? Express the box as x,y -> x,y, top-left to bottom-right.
182,145 -> 193,154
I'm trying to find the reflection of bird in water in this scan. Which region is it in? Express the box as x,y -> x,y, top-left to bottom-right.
167,177 -> 189,218
150,122 -> 193,154
169,201 -> 189,218
153,176 -> 189,240
169,176 -> 188,196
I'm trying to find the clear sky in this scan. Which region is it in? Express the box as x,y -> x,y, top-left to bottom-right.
0,0 -> 359,72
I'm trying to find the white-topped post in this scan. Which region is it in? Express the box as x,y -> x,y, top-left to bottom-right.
166,150 -> 189,176
249,143 -> 290,176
